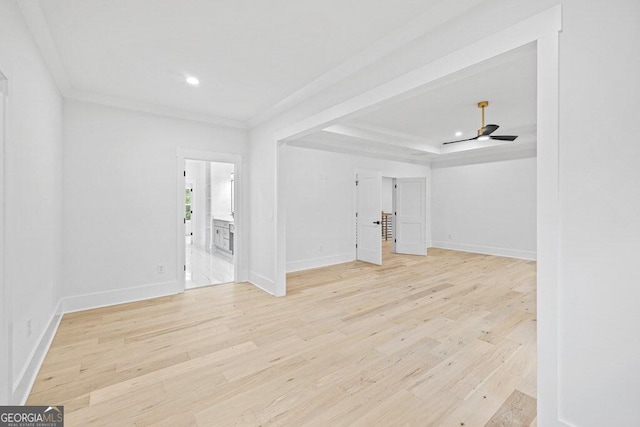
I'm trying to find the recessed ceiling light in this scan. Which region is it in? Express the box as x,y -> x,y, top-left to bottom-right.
478,135 -> 490,141
455,131 -> 462,137
186,76 -> 199,86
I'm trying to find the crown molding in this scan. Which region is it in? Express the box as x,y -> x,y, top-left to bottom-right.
17,0 -> 71,95
66,88 -> 248,129
18,0 -> 247,129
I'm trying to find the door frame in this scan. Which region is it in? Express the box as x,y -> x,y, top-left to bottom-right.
0,69 -> 10,404
176,149 -> 246,290
274,7 -> 561,423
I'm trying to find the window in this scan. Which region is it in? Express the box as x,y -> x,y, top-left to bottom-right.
185,188 -> 192,221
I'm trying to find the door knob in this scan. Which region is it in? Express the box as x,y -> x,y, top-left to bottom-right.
373,221 -> 381,225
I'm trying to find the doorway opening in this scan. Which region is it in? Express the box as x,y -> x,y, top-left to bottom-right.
184,160 -> 235,289
356,170 -> 427,266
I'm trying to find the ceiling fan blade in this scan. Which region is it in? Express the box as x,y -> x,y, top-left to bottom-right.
482,124 -> 499,135
442,136 -> 478,145
490,135 -> 518,141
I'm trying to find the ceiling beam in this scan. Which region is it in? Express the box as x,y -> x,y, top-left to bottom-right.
322,124 -> 441,155
289,137 -> 428,166
248,0 -> 487,127
275,7 -> 561,143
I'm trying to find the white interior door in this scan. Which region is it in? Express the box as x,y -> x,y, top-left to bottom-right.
393,177 -> 427,256
356,170 -> 382,265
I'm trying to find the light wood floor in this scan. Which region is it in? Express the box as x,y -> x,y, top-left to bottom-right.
28,243 -> 537,426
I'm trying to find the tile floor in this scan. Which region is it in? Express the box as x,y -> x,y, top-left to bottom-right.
185,242 -> 234,289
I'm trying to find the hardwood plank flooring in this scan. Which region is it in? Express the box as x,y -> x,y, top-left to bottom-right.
28,243 -> 536,426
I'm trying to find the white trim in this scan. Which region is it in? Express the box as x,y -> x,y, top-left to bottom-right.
13,300 -> 62,405
430,241 -> 536,261
289,138 -> 428,166
273,142 -> 287,297
287,253 -> 354,273
248,272 -> 276,296
67,89 -> 247,130
430,143 -> 537,169
61,281 -> 180,314
180,149 -> 242,165
536,30 -> 561,426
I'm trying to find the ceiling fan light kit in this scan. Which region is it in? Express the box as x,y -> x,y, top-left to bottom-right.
443,100 -> 518,145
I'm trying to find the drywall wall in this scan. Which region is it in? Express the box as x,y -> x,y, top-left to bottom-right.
248,125 -> 277,292
62,99 -> 247,309
431,156 -> 536,259
557,1 -> 640,425
381,177 -> 393,213
285,146 -> 430,272
0,0 -> 63,403
211,162 -> 234,219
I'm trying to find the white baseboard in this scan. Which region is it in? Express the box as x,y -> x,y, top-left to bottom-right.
286,253 -> 354,273
13,300 -> 62,405
62,280 -> 181,314
248,272 -> 276,296
430,241 -> 537,261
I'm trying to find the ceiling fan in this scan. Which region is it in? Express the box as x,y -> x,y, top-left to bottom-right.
443,101 -> 518,145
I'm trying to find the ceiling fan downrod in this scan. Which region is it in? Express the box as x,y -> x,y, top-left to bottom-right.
477,100 -> 489,136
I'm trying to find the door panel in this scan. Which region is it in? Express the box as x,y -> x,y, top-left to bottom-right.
356,170 -> 382,265
394,177 -> 427,256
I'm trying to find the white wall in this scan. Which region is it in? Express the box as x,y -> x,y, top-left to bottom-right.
431,156 -> 536,260
285,146 -> 430,272
62,100 -> 247,310
0,0 -> 63,404
381,177 -> 393,213
558,1 -> 640,425
211,162 -> 234,219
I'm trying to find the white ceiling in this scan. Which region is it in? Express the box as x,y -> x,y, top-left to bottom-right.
33,0 -> 462,124
291,43 -> 538,164
24,1 -> 536,163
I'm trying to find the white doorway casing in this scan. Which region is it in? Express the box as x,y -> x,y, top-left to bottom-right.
275,6 -> 561,424
355,170 -> 382,265
176,149 -> 246,290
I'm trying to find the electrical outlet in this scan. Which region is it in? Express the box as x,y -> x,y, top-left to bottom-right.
448,234 -> 453,240
318,244 -> 323,252
157,264 -> 165,274
27,319 -> 31,337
